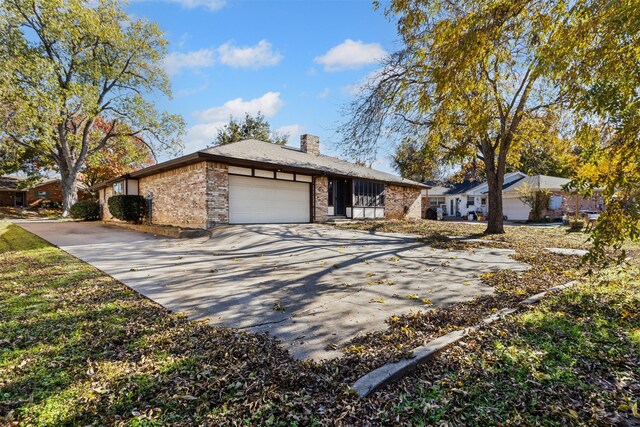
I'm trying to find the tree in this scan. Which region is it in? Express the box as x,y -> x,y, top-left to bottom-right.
517,183 -> 552,222
508,112 -> 576,178
0,0 -> 184,216
215,113 -> 288,146
448,159 -> 486,184
82,118 -> 155,188
393,140 -> 441,182
340,0 -> 618,234
567,1 -> 640,262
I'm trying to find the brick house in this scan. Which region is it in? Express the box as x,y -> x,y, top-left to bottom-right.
92,135 -> 427,228
0,176 -> 90,207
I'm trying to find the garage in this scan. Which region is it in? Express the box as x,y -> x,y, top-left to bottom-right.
229,174 -> 311,224
502,198 -> 531,221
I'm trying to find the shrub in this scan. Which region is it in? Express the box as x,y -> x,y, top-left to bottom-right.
69,199 -> 101,221
108,195 -> 146,223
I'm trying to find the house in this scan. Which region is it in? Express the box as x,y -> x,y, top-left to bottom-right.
500,174 -> 604,221
421,180 -> 482,217
0,175 -> 90,208
0,176 -> 27,207
422,173 -> 525,218
91,135 -> 427,228
423,172 -> 603,221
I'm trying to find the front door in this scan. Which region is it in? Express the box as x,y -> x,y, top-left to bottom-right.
15,192 -> 24,207
330,179 -> 351,216
334,179 -> 346,216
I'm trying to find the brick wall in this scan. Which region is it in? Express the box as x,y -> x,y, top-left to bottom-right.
138,162 -> 209,228
205,162 -> 229,226
99,186 -> 116,220
385,185 -> 422,219
313,176 -> 328,222
540,191 -> 604,219
26,182 -> 63,204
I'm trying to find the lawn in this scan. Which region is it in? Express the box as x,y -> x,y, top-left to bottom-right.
1,221 -> 639,426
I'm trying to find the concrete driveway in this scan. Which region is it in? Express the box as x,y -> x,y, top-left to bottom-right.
19,222 -> 528,360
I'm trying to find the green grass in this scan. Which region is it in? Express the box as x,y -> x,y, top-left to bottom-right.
1,221 -> 639,426
0,222 -> 349,425
375,266 -> 640,426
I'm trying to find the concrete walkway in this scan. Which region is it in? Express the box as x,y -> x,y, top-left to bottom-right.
19,222 -> 528,360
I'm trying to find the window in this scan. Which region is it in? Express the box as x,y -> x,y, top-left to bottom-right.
467,196 -> 475,207
113,181 -> 124,195
328,180 -> 334,206
429,196 -> 446,206
481,197 -> 487,206
353,180 -> 384,207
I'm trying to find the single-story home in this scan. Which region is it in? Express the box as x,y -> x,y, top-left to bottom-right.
501,174 -> 603,221
421,179 -> 482,217
92,135 -> 427,228
423,172 -> 525,218
0,175 -> 89,207
423,172 -> 603,221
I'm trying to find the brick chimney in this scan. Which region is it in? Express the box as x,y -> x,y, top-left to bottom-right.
300,134 -> 320,155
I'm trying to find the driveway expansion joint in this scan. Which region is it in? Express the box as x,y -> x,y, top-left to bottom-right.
350,280 -> 579,398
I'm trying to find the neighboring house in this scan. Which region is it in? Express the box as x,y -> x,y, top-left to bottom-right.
501,174 -> 604,221
460,172 -> 528,219
91,135 -> 427,228
422,173 -> 525,218
421,180 -> 482,217
0,175 -> 89,207
423,172 -> 603,221
0,176 -> 27,207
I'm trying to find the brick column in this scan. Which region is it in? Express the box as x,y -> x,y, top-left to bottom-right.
313,176 -> 328,223
205,162 -> 229,227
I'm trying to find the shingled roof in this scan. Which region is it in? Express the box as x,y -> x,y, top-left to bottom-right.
92,139 -> 427,189
503,175 -> 570,193
200,139 -> 424,187
0,176 -> 26,192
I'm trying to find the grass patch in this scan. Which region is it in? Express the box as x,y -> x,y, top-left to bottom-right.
0,223 -> 355,425
1,220 -> 638,426
369,267 -> 640,426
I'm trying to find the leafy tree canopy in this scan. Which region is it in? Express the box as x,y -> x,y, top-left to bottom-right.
82,118 -> 155,188
215,113 -> 288,146
341,0 -> 639,236
0,0 -> 184,214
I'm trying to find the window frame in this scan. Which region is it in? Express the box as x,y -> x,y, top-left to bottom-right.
113,180 -> 124,195
353,180 -> 385,207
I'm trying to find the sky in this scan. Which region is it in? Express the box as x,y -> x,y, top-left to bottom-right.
126,0 -> 400,172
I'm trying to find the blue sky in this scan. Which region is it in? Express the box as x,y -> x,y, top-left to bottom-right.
127,0 -> 399,172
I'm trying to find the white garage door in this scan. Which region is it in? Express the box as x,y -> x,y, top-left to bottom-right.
229,175 -> 311,224
502,198 -> 531,221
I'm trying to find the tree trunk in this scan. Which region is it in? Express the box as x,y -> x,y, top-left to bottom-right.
60,172 -> 79,217
485,171 -> 505,234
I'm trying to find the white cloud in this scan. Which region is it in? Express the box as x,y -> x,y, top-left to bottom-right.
218,40 -> 283,69
183,122 -> 226,152
162,0 -> 226,11
164,40 -> 282,75
276,124 -> 305,145
184,92 -> 285,151
315,39 -> 387,72
164,48 -> 216,76
194,91 -> 283,122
